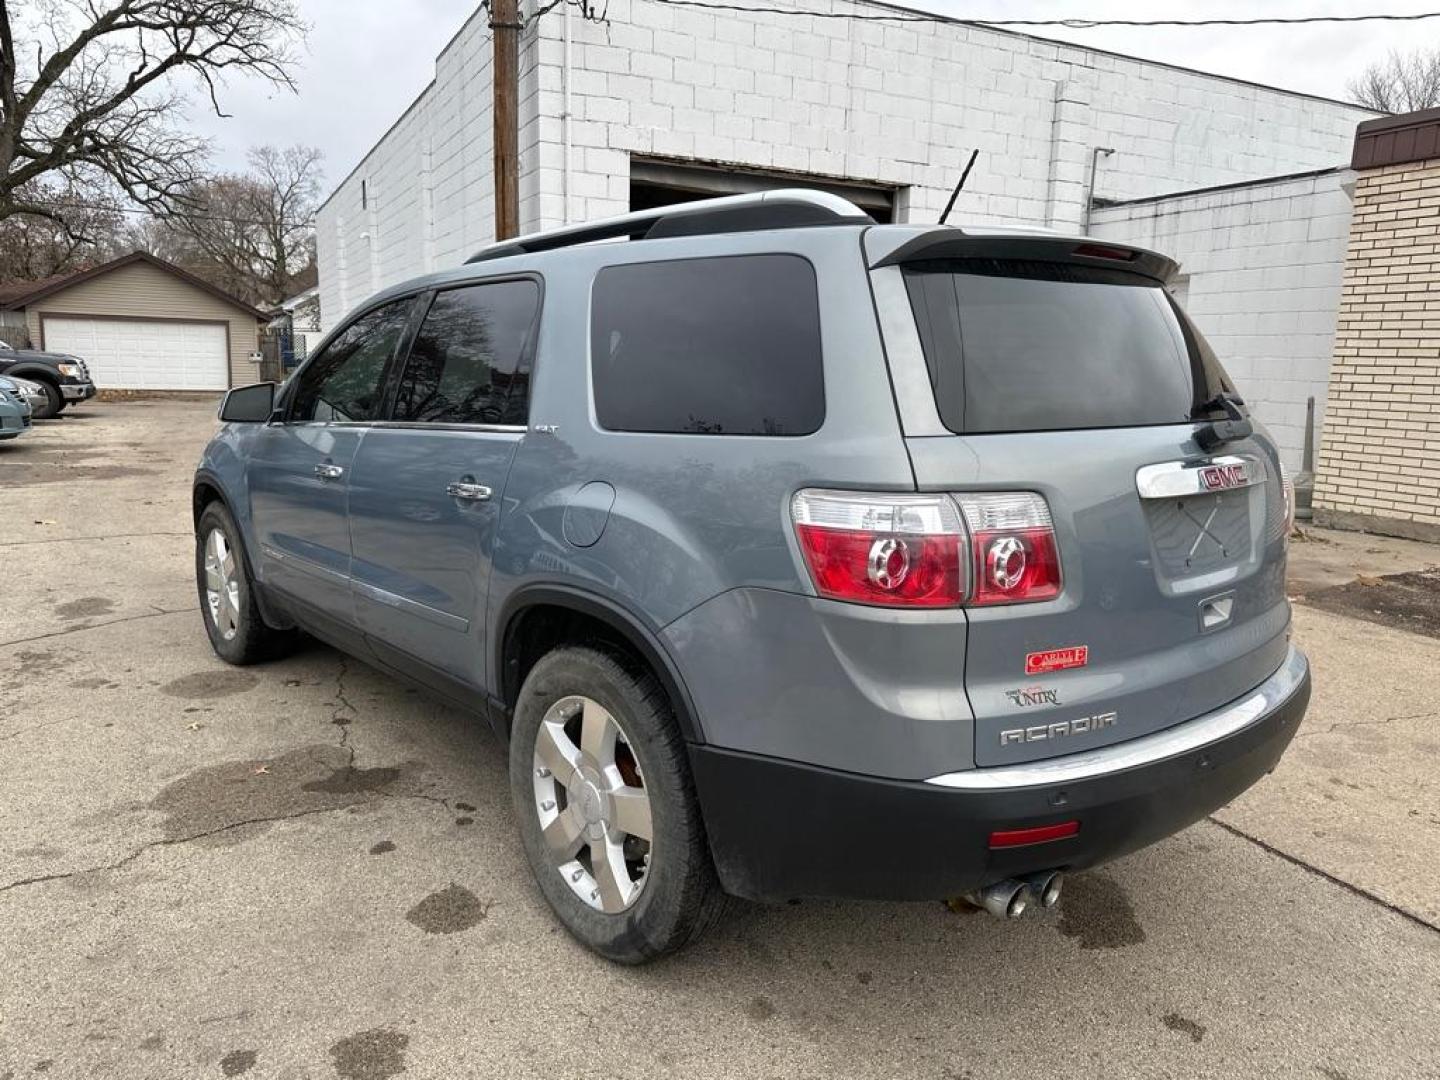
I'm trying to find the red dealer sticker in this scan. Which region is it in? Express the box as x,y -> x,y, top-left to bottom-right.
1025,646 -> 1089,675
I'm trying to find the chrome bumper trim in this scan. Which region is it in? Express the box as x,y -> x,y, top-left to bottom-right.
925,645 -> 1308,790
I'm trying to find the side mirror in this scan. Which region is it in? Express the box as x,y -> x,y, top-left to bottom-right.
219,382 -> 276,423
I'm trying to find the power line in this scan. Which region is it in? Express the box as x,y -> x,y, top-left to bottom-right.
644,0 -> 1440,28
10,199 -> 315,229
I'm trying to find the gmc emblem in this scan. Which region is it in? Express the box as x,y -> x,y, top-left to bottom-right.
1200,463 -> 1247,491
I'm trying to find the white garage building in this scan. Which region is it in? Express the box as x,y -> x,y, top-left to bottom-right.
317,0 -> 1379,465
0,252 -> 266,391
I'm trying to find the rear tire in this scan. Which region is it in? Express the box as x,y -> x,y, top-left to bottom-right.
32,381 -> 62,420
509,646 -> 726,963
195,501 -> 296,665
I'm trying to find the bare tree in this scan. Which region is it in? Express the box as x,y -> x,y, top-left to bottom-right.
148,143 -> 320,306
0,177 -> 126,275
1348,47 -> 1440,113
0,0 -> 303,239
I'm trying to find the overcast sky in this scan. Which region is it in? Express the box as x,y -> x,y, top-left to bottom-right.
184,0 -> 1440,191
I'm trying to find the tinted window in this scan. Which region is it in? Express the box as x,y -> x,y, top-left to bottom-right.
904,260 -> 1235,434
391,280 -> 540,426
290,299 -> 413,423
591,255 -> 823,435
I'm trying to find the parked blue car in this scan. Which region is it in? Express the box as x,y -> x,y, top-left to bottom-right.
0,376 -> 34,440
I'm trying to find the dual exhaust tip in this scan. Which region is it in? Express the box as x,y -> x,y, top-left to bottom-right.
964,871 -> 1063,919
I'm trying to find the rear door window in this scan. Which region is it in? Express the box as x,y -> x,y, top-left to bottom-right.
903,259 -> 1234,434
591,254 -> 824,435
392,279 -> 541,426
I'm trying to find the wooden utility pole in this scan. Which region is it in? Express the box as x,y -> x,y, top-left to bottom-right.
492,0 -> 521,241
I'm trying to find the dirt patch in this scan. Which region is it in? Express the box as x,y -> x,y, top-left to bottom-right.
148,745 -> 415,844
369,840 -> 396,855
1162,1012 -> 1206,1043
1058,873 -> 1147,950
0,463 -> 156,485
1300,570 -> 1440,640
220,1049 -> 258,1075
160,670 -> 259,699
329,1028 -> 409,1080
70,676 -> 118,689
404,884 -> 491,934
55,597 -> 116,620
743,996 -> 777,1022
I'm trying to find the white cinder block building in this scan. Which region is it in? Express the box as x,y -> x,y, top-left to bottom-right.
317,0 -> 1377,467
1091,168 -> 1356,470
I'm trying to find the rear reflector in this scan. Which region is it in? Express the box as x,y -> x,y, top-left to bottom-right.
988,821 -> 1080,849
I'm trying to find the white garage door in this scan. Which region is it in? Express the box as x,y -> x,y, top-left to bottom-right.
43,317 -> 229,390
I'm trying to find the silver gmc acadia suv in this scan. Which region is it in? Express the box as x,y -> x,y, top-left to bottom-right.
193,190 -> 1311,963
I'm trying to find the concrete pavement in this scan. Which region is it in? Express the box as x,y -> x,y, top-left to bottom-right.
2,400 -> 1437,1080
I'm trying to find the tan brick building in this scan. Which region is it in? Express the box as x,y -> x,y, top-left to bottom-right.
1314,108 -> 1440,541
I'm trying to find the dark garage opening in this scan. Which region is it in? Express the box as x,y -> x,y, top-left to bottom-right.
629,157 -> 897,223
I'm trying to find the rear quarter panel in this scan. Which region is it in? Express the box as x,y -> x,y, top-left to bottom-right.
488,227 -> 917,712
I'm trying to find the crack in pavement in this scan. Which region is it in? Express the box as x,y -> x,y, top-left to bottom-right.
0,606 -> 197,649
0,790 -> 453,898
1207,816 -> 1440,936
0,531 -> 192,548
1296,710 -> 1440,738
331,656 -> 357,757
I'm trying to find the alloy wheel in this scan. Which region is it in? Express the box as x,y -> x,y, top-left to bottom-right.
532,695 -> 653,913
203,528 -> 241,641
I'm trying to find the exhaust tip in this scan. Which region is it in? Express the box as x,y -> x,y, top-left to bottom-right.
1006,886 -> 1031,919
966,879 -> 1035,919
1022,871 -> 1063,909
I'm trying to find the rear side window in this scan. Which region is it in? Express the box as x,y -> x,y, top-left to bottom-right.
290,298 -> 414,423
904,259 -> 1234,434
392,279 -> 540,426
591,254 -> 824,435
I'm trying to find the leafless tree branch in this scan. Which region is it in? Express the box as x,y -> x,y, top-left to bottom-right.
1348,47 -> 1440,113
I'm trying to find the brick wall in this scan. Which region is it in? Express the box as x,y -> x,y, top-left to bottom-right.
316,0 -> 1374,328
1313,160 -> 1440,540
1091,169 -> 1353,472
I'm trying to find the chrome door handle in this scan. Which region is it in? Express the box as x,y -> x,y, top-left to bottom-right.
446,481 -> 492,501
314,463 -> 344,480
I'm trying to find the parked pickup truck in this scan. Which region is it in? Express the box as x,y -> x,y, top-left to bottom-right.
0,340 -> 97,419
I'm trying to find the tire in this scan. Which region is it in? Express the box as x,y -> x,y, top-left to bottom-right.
509,646 -> 726,963
32,381 -> 62,420
195,501 -> 296,665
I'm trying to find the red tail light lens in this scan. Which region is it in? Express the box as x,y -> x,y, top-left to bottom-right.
791,491 -> 964,608
791,490 -> 1062,608
956,493 -> 1062,606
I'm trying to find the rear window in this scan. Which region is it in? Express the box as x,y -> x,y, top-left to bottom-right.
591,254 -> 824,436
903,259 -> 1234,434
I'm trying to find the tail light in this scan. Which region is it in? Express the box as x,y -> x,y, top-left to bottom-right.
790,489 -> 1062,608
955,492 -> 1062,606
791,490 -> 965,607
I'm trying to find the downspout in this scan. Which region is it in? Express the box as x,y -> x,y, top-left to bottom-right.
562,0 -> 573,225
1082,146 -> 1115,234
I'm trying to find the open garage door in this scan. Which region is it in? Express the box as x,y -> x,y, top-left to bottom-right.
42,317 -> 229,391
630,157 -> 897,222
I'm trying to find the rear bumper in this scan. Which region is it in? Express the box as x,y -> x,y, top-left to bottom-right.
691,646 -> 1309,902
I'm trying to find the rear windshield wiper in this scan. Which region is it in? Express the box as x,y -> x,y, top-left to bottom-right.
1192,392 -> 1253,451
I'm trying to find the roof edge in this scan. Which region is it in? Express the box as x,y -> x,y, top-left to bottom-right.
0,251 -> 267,319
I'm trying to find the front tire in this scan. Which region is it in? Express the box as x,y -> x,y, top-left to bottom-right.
195,501 -> 295,665
509,646 -> 726,963
32,381 -> 63,420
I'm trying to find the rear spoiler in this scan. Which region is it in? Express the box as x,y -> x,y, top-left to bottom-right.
865,227 -> 1179,284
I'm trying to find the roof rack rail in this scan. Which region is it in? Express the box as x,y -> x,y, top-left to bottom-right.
464,188 -> 871,264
